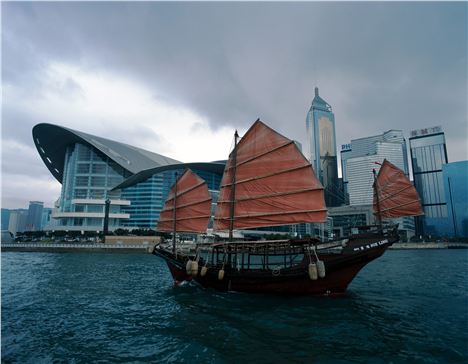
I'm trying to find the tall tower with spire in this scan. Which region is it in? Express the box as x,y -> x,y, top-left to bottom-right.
306,87 -> 340,207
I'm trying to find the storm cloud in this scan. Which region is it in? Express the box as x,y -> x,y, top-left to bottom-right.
2,2 -> 467,208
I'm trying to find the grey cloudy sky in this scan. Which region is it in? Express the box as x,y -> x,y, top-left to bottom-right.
2,2 -> 467,208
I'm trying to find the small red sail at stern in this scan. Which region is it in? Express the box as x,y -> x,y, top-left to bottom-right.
157,169 -> 212,233
373,159 -> 423,219
214,120 -> 327,231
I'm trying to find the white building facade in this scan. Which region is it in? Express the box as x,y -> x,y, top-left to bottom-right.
342,130 -> 408,205
341,130 -> 414,239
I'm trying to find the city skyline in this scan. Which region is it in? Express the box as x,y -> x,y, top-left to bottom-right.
2,2 -> 467,208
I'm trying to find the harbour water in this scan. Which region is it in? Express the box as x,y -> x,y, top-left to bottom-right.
2,250 -> 467,363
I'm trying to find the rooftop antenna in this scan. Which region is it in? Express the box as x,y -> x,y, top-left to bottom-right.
313,62 -> 318,97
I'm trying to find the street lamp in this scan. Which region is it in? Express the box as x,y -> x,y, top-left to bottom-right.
102,198 -> 111,243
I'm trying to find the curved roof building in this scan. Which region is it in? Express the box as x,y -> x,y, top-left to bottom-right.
112,162 -> 226,191
33,123 -> 180,183
32,123 -> 224,231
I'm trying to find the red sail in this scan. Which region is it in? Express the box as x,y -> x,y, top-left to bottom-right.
373,159 -> 423,219
214,120 -> 327,231
157,169 -> 212,233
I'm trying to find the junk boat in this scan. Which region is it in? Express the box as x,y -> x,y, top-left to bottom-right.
152,119 -> 423,295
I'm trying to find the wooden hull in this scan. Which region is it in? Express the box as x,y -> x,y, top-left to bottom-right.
154,231 -> 398,296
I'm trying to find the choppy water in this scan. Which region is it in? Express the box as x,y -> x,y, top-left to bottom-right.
2,250 -> 467,363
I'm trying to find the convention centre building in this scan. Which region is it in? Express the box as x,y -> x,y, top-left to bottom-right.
33,123 -> 224,232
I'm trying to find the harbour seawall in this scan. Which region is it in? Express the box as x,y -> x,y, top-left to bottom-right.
1,241 -> 467,253
390,242 -> 467,249
1,242 -> 153,253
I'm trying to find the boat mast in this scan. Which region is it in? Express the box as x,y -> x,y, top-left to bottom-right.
229,130 -> 239,241
172,172 -> 178,254
373,168 -> 383,231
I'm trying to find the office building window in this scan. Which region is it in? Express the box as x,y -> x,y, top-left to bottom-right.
75,176 -> 89,187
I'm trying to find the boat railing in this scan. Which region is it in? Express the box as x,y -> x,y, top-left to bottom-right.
207,238 -> 346,251
167,237 -> 347,259
169,238 -> 349,271
195,246 -> 306,271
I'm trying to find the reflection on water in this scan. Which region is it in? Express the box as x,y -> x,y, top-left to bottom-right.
2,250 -> 467,363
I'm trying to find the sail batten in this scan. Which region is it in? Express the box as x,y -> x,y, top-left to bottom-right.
160,197 -> 212,212
159,214 -> 212,222
218,187 -> 322,203
216,208 -> 328,219
379,200 -> 422,213
164,180 -> 207,201
378,185 -> 413,203
225,141 -> 293,170
373,159 -> 423,219
220,165 -> 314,188
157,169 -> 211,233
214,120 -> 327,231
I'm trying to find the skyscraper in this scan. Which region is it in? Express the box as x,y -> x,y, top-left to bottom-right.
409,126 -> 451,236
41,208 -> 53,231
1,208 -> 10,230
26,201 -> 44,231
340,130 -> 414,240
342,130 -> 408,205
8,209 -> 28,235
443,161 -> 468,237
306,87 -> 340,206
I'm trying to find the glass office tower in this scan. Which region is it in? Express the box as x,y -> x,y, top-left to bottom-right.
41,208 -> 53,230
306,87 -> 340,206
25,201 -> 44,231
409,126 -> 451,236
8,209 -> 28,235
442,161 -> 468,237
1,208 -> 10,231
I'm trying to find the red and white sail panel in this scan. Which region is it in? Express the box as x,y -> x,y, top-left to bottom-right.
157,169 -> 212,233
214,120 -> 327,231
373,159 -> 423,219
